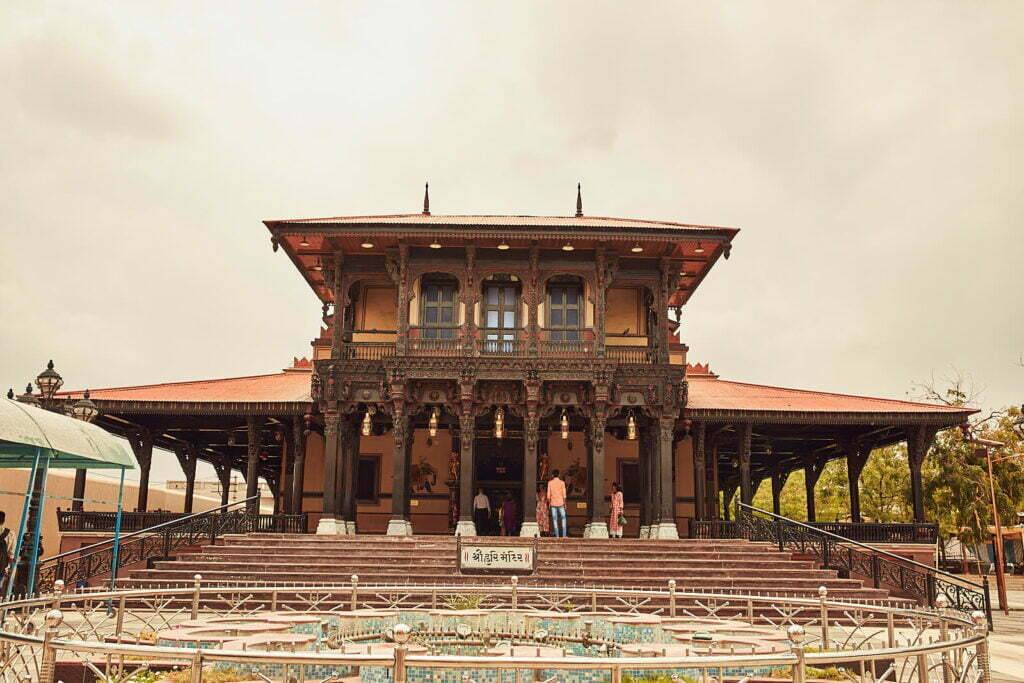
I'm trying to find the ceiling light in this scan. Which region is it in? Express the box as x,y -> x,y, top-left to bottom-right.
561,242 -> 574,252
361,239 -> 375,249
299,235 -> 310,247
497,241 -> 510,250
429,240 -> 442,249
694,242 -> 705,254
312,259 -> 323,272
630,243 -> 643,253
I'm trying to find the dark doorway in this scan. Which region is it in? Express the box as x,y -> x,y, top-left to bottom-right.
474,438 -> 523,535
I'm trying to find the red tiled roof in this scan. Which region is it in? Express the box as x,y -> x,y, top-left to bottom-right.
60,361 -> 971,419
60,367 -> 312,404
268,213 -> 735,232
687,374 -> 971,415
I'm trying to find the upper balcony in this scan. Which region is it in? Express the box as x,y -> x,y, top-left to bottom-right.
334,327 -> 680,365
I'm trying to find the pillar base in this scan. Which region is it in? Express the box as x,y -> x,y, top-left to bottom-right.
344,520 -> 358,535
454,520 -> 477,537
315,518 -> 347,535
583,522 -> 609,539
386,519 -> 413,536
519,521 -> 540,538
650,522 -> 680,540
639,525 -> 651,539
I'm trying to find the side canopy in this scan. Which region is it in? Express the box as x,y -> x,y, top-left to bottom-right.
0,399 -> 136,470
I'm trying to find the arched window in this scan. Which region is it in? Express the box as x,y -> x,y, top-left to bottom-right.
547,279 -> 582,341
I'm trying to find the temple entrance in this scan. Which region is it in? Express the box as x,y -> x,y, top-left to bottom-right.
473,438 -> 523,536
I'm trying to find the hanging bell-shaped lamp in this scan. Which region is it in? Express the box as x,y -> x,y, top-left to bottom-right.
627,412 -> 638,441
494,407 -> 505,440
361,409 -> 373,437
428,407 -> 439,438
560,410 -> 570,440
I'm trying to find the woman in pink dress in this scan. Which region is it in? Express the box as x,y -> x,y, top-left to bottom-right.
536,484 -> 551,536
609,482 -> 625,538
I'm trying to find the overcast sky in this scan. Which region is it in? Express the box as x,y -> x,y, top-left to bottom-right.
1,2 -> 1021,485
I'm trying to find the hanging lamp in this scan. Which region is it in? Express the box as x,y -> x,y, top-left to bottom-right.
560,410 -> 570,439
428,407 -> 439,438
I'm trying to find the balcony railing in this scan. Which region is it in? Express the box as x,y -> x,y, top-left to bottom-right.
607,346 -> 655,363
688,519 -> 939,545
337,327 -> 662,363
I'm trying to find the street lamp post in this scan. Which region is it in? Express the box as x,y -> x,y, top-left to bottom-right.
8,360 -> 99,594
971,436 -> 1022,616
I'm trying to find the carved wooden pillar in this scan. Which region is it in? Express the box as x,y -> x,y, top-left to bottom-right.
456,406 -> 477,536
653,415 -> 679,538
770,467 -> 789,517
906,425 -> 937,523
291,416 -> 306,516
594,246 -> 608,357
839,436 -> 870,523
392,243 -> 411,355
340,415 -> 360,533
318,412 -> 342,534
245,417 -> 261,513
710,438 -> 720,520
387,399 -> 413,536
655,258 -> 679,364
527,244 -> 540,355
585,407 -> 609,537
638,419 -> 655,536
175,444 -> 199,514
329,252 -> 345,359
692,421 -> 706,521
462,244 -> 478,354
129,429 -> 153,512
803,453 -> 823,522
71,470 -> 86,511
214,452 -> 231,506
520,400 -> 540,536
738,423 -> 753,506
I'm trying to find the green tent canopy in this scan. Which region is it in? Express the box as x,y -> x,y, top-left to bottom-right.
0,398 -> 135,470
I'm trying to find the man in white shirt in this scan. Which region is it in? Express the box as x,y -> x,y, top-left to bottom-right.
472,488 -> 491,535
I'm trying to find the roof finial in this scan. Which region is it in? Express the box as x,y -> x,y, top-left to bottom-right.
422,182 -> 430,216
575,182 -> 583,217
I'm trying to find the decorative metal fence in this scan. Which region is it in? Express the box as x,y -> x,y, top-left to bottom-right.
689,518 -> 939,544
0,578 -> 993,683
735,503 -> 991,626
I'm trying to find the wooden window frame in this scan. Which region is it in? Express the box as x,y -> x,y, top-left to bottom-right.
546,281 -> 583,341
420,279 -> 458,339
356,454 -> 382,504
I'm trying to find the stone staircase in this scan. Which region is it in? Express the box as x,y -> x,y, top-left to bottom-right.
122,535 -> 910,614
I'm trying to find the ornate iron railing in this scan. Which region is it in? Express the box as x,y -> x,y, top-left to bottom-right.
56,508 -> 307,534
736,502 -> 991,626
36,498 -> 306,592
689,518 -> 938,544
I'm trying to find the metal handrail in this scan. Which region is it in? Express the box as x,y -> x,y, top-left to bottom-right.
41,495 -> 259,563
737,502 -> 981,589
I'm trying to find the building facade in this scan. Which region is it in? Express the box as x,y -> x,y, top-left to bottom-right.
60,192 -> 973,537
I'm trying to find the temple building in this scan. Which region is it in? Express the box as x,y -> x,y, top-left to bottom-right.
60,189 -> 972,538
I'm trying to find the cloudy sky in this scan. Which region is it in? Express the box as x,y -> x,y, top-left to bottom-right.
1,1 -> 1021,485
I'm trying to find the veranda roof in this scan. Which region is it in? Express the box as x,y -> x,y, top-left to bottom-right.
0,398 -> 136,469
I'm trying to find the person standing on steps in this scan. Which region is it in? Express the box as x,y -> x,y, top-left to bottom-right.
547,470 -> 567,538
473,488 -> 491,536
609,482 -> 625,538
536,483 -> 550,537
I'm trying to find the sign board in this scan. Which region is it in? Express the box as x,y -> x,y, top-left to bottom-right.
457,540 -> 537,575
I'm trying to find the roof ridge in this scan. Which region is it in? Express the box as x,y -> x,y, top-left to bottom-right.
266,214 -> 737,230
694,375 -> 973,412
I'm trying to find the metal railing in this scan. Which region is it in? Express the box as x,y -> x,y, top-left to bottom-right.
689,519 -> 939,544
35,498 -> 306,592
736,502 -> 991,626
0,579 -> 992,683
56,508 -> 307,534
